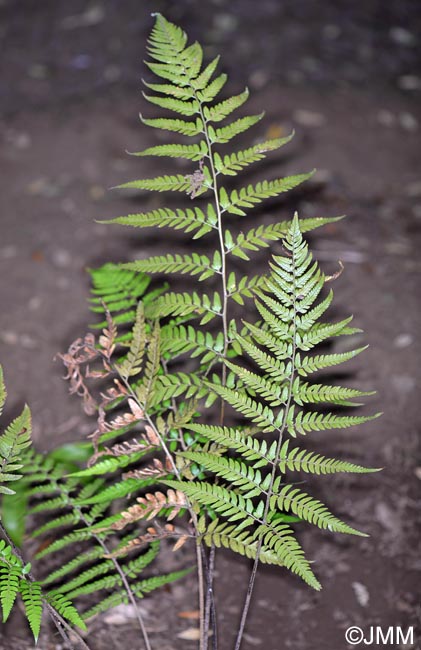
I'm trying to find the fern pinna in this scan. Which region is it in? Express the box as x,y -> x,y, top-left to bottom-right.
0,368 -> 86,645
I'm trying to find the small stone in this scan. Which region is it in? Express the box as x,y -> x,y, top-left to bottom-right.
310,169 -> 333,186
61,5 -> 105,29
249,69 -> 269,90
398,75 -> 421,91
104,603 -> 142,625
56,276 -> 70,289
393,333 -> 413,348
20,335 -> 37,349
323,24 -> 341,40
375,501 -> 398,532
7,130 -> 31,149
405,180 -> 421,197
213,13 -> 238,34
70,54 -> 92,70
391,375 -> 416,394
293,109 -> 326,128
399,112 -> 418,131
377,110 -> 396,127
52,249 -> 72,268
242,633 -> 262,646
352,582 -> 370,607
89,185 -> 105,200
28,296 -> 42,311
104,64 -> 121,82
1,331 -> 18,345
27,63 -> 48,79
389,27 -> 415,46
0,245 -> 17,259
414,467 -> 421,480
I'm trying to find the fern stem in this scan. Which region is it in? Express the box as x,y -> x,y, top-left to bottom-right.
39,469 -> 151,650
76,511 -> 153,650
0,522 -> 90,650
116,369 -> 207,650
194,80 -> 228,650
234,243 -> 299,650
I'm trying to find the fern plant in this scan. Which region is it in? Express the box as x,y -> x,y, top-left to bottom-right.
55,13 -> 377,650
1,13 -> 380,650
0,367 -> 88,647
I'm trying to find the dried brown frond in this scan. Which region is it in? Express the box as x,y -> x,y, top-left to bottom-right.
111,489 -> 188,531
105,523 -> 192,558
98,309 -> 117,361
124,458 -> 167,479
57,334 -> 99,415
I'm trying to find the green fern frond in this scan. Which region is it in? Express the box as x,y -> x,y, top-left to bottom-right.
278,441 -> 379,475
143,93 -> 199,116
196,72 -> 227,102
102,206 -> 214,239
131,142 -> 207,160
227,273 -> 267,305
35,531 -> 94,559
290,409 -> 381,436
68,454 -> 147,479
180,451 -> 265,498
47,593 -> 87,631
299,319 -> 361,349
121,253 -> 219,281
161,324 -> 224,364
116,173 -> 193,193
31,513 -> 80,538
185,424 -> 275,467
201,519 -> 284,565
209,113 -> 264,144
42,547 -> 105,587
220,172 -> 314,216
76,477 -> 154,506
19,580 -> 43,642
139,115 -> 203,137
82,568 -> 191,620
272,485 -> 366,536
0,395 -> 32,494
0,368 -> 6,415
214,134 -> 294,176
146,291 -> 222,324
204,88 -> 250,123
0,565 -> 20,622
296,346 -> 368,375
88,263 -> 161,331
225,216 -> 341,260
253,522 -> 320,590
293,380 -> 375,407
209,383 -> 276,431
164,479 -> 255,525
153,372 -> 208,402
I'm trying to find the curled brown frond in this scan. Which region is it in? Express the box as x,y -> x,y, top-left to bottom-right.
111,489 -> 188,531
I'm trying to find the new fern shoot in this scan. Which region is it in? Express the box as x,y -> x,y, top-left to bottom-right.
0,13 -> 380,650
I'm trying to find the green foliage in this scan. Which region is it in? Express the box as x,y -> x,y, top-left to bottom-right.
0,13 -> 380,649
0,367 -> 32,495
164,216 -> 378,591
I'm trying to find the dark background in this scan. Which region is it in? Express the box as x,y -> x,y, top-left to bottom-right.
0,1 -> 420,649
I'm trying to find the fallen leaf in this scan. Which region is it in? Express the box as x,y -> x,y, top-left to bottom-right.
176,628 -> 201,640
173,535 -> 189,552
178,611 -> 200,620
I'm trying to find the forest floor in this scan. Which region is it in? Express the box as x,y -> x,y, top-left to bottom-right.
1,1 -> 421,649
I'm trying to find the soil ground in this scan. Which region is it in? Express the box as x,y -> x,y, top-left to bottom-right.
1,2 -> 421,649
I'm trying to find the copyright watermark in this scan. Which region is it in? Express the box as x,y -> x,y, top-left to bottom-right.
345,626 -> 414,645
